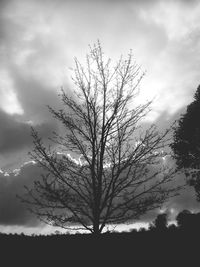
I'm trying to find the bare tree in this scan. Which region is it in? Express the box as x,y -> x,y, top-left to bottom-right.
21,41 -> 178,235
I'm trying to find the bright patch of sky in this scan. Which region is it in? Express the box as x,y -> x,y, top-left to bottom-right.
0,70 -> 24,115
0,0 -> 200,120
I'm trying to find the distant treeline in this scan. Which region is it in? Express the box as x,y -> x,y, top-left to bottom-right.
1,209 -> 200,239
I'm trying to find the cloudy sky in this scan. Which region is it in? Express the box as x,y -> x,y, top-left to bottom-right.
0,0 -> 200,234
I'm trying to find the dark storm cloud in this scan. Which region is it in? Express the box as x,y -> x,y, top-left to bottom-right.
0,109 -> 56,155
11,68 -> 65,124
0,162 -> 42,226
0,71 -> 68,170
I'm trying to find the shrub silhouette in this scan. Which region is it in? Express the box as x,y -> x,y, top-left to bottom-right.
176,209 -> 192,228
150,213 -> 168,230
175,210 -> 200,231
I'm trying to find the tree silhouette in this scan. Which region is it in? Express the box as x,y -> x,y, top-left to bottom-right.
176,209 -> 192,229
20,41 -> 178,235
153,213 -> 168,230
171,85 -> 200,200
176,210 -> 200,230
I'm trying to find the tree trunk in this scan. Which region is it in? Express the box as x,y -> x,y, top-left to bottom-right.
93,217 -> 101,236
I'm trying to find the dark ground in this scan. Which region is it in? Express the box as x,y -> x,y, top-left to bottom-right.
0,227 -> 198,266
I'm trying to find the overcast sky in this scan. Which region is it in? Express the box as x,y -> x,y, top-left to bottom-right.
0,0 -> 200,234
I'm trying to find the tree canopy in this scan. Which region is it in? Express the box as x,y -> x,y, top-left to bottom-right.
21,41 -> 178,235
171,85 -> 200,200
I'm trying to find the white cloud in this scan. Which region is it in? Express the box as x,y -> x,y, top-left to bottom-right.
1,0 -> 200,123
141,1 -> 200,41
0,70 -> 24,115
136,1 -> 200,120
